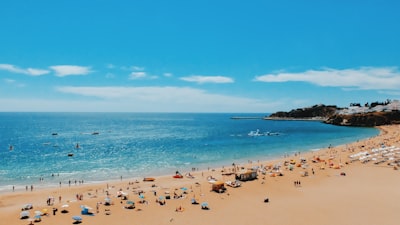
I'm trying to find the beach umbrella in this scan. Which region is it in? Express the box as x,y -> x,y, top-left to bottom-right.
180,187 -> 188,191
139,194 -> 145,199
61,204 -> 69,213
158,196 -> 165,201
41,208 -> 48,215
80,205 -> 93,210
126,200 -> 134,205
72,215 -> 82,221
22,203 -> 33,210
34,210 -> 42,215
20,210 -> 30,219
201,202 -> 209,210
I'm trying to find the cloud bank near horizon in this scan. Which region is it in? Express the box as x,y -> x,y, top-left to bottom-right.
2,63 -> 399,91
17,85 -> 273,112
2,63 -> 399,112
254,67 -> 400,90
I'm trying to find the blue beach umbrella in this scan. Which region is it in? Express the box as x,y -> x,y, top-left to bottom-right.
126,200 -> 134,205
180,187 -> 188,191
72,215 -> 82,221
201,202 -> 209,210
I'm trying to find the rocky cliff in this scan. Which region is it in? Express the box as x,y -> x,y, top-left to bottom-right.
268,104 -> 340,120
268,100 -> 400,127
324,111 -> 400,126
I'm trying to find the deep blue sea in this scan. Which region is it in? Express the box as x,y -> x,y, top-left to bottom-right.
0,113 -> 379,192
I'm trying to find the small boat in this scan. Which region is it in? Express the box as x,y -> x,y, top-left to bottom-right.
68,153 -> 74,157
52,133 -> 58,136
92,132 -> 99,135
248,129 -> 263,136
143,177 -> 155,182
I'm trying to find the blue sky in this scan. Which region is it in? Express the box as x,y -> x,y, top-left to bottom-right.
1,0 -> 400,112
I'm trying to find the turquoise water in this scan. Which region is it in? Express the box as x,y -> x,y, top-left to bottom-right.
0,113 -> 379,192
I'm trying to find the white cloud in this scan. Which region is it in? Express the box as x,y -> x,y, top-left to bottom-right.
54,86 -> 272,112
105,73 -> 115,79
50,65 -> 92,77
4,78 -> 15,83
121,65 -> 145,71
254,67 -> 400,90
106,64 -> 115,69
128,71 -> 158,80
0,64 -> 50,76
3,78 -> 26,87
129,72 -> 147,80
132,66 -> 145,71
180,75 -> 234,84
163,73 -> 173,77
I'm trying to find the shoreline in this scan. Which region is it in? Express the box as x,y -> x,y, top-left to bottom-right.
1,125 -> 399,225
0,126 -> 379,194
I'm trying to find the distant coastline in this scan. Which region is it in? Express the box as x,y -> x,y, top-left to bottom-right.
267,100 -> 400,127
264,116 -> 327,121
230,116 -> 264,120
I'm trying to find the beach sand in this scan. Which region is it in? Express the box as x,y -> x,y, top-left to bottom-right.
1,125 -> 400,225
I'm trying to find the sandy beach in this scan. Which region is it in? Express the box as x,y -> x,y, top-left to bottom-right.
1,125 -> 400,225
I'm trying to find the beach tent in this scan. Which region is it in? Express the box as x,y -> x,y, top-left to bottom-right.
211,181 -> 226,193
235,169 -> 258,181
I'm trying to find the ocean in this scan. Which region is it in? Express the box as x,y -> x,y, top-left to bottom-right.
0,112 -> 379,192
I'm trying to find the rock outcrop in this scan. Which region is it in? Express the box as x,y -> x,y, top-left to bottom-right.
268,104 -> 340,120
267,100 -> 400,127
324,111 -> 400,126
